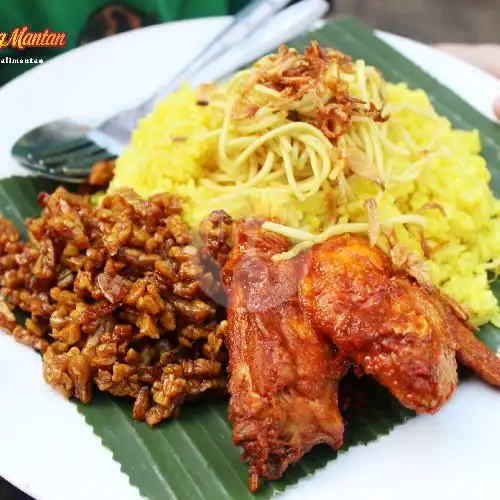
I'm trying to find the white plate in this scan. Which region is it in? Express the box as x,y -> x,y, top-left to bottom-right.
1,16 -> 500,500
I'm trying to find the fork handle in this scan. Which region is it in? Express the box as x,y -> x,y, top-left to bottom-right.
141,0 -> 291,114
96,0 -> 291,138
91,0 -> 327,154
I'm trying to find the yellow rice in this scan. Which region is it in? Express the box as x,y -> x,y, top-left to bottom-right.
109,83 -> 500,327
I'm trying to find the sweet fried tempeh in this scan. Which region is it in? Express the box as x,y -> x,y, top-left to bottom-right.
223,220 -> 348,491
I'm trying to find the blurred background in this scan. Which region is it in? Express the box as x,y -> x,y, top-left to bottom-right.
1,0 -> 499,87
337,0 -> 499,43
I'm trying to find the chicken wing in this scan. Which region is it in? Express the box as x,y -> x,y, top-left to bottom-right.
223,219 -> 348,491
300,233 -> 500,413
300,233 -> 459,413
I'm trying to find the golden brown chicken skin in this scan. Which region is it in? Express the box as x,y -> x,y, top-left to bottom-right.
300,234 -> 459,414
223,220 -> 348,491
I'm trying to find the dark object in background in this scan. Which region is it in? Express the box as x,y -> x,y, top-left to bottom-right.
78,2 -> 156,45
0,478 -> 32,500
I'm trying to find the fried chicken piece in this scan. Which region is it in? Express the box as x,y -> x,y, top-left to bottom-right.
223,220 -> 348,491
300,234 -> 459,414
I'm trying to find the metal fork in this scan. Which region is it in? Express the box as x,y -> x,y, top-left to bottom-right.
11,0 -> 328,183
